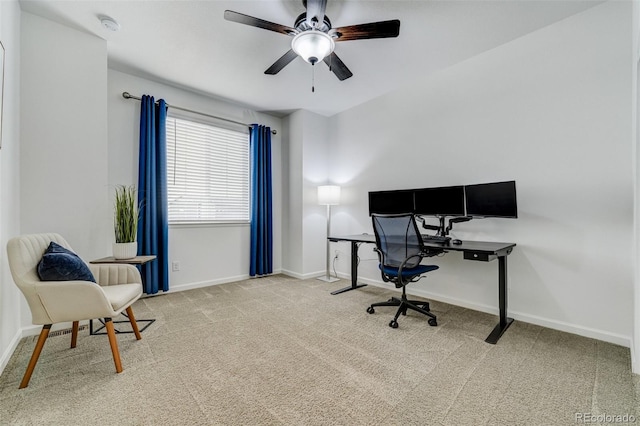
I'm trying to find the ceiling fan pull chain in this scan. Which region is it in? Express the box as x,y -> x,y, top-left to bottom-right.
312,64 -> 315,93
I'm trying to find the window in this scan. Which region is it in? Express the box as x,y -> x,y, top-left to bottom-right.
166,116 -> 249,224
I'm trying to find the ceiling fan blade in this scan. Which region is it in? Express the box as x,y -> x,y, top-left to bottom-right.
224,10 -> 296,36
330,19 -> 400,42
304,0 -> 327,28
323,52 -> 353,81
265,49 -> 299,75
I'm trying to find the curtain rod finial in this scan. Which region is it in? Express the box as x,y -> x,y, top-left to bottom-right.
122,92 -> 131,99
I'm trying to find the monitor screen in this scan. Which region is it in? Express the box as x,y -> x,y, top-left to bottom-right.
413,185 -> 465,216
368,190 -> 415,215
465,181 -> 518,218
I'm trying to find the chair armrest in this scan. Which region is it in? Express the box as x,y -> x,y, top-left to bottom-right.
35,280 -> 116,322
398,254 -> 424,281
89,263 -> 142,287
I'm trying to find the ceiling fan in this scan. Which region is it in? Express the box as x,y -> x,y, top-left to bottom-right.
224,0 -> 400,82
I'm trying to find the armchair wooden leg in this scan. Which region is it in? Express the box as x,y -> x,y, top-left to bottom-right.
126,306 -> 142,340
70,321 -> 79,348
104,318 -> 123,373
20,324 -> 51,389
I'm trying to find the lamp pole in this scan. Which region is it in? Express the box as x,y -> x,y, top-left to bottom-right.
317,185 -> 340,283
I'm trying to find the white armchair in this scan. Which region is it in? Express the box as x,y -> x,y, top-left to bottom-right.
7,233 -> 143,388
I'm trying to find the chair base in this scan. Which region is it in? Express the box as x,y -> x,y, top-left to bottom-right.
367,290 -> 437,328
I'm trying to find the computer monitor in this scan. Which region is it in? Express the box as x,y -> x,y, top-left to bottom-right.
413,185 -> 465,217
465,180 -> 518,218
368,190 -> 415,215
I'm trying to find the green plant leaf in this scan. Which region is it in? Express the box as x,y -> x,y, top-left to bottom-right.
114,185 -> 141,243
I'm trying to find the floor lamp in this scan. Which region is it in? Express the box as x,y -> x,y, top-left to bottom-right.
317,185 -> 340,283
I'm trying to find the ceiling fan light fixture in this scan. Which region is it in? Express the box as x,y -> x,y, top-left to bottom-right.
291,30 -> 335,64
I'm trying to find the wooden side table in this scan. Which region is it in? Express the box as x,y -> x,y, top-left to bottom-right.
89,255 -> 157,335
91,255 -> 157,265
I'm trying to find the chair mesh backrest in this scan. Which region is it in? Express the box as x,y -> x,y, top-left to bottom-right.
372,214 -> 423,269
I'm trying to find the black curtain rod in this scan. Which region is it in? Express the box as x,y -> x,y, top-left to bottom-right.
121,92 -> 277,135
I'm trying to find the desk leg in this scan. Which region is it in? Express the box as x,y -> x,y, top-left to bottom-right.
485,255 -> 514,344
331,241 -> 367,295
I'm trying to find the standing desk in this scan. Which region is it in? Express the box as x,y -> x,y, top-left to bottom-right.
328,234 -> 516,344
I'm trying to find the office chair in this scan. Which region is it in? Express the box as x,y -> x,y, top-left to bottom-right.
7,233 -> 143,388
367,213 -> 439,328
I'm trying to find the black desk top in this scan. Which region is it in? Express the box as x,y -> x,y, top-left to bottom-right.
329,233 -> 377,243
329,234 -> 515,256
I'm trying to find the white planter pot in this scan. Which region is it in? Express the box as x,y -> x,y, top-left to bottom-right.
113,242 -> 138,259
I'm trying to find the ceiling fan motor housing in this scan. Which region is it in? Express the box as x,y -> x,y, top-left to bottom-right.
294,12 -> 332,32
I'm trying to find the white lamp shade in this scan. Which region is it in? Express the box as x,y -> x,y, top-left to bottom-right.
318,185 -> 341,206
291,30 -> 335,64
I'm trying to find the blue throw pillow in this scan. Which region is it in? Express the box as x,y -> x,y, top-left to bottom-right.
37,241 -> 96,283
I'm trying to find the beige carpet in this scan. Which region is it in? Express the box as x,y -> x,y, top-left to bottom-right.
0,275 -> 637,425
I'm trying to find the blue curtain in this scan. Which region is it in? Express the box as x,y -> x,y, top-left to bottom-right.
137,95 -> 169,294
249,124 -> 273,276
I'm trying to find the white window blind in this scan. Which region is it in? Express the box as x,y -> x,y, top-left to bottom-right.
166,116 -> 249,223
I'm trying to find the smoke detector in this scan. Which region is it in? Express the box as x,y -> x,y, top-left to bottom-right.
99,16 -> 120,32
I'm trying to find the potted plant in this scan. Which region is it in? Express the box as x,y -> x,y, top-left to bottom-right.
113,185 -> 140,259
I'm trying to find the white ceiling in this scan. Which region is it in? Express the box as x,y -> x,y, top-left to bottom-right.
19,0 -> 603,117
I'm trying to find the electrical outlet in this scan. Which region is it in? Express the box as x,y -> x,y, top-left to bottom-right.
171,261 -> 180,272
334,250 -> 339,260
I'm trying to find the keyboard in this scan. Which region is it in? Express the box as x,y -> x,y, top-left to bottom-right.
421,234 -> 451,244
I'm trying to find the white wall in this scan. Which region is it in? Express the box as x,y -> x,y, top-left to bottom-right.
327,1 -> 634,346
281,109 -> 331,278
21,12 -> 109,260
301,111 -> 332,276
0,0 -> 24,374
108,70 -> 282,290
281,112 -> 303,275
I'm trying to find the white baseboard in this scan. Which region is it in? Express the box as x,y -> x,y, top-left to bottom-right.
169,274 -> 249,293
510,311 -> 631,348
280,269 -> 326,280
346,273 -> 632,349
0,328 -> 23,377
168,269 -> 286,294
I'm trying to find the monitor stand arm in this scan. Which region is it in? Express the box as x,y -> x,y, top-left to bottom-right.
418,216 -> 447,236
445,216 -> 472,235
420,216 -> 472,236
419,217 -> 440,230
438,216 -> 447,236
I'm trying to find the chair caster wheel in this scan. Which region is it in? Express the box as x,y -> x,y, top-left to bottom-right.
389,320 -> 399,328
367,307 -> 375,314
428,318 -> 437,327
